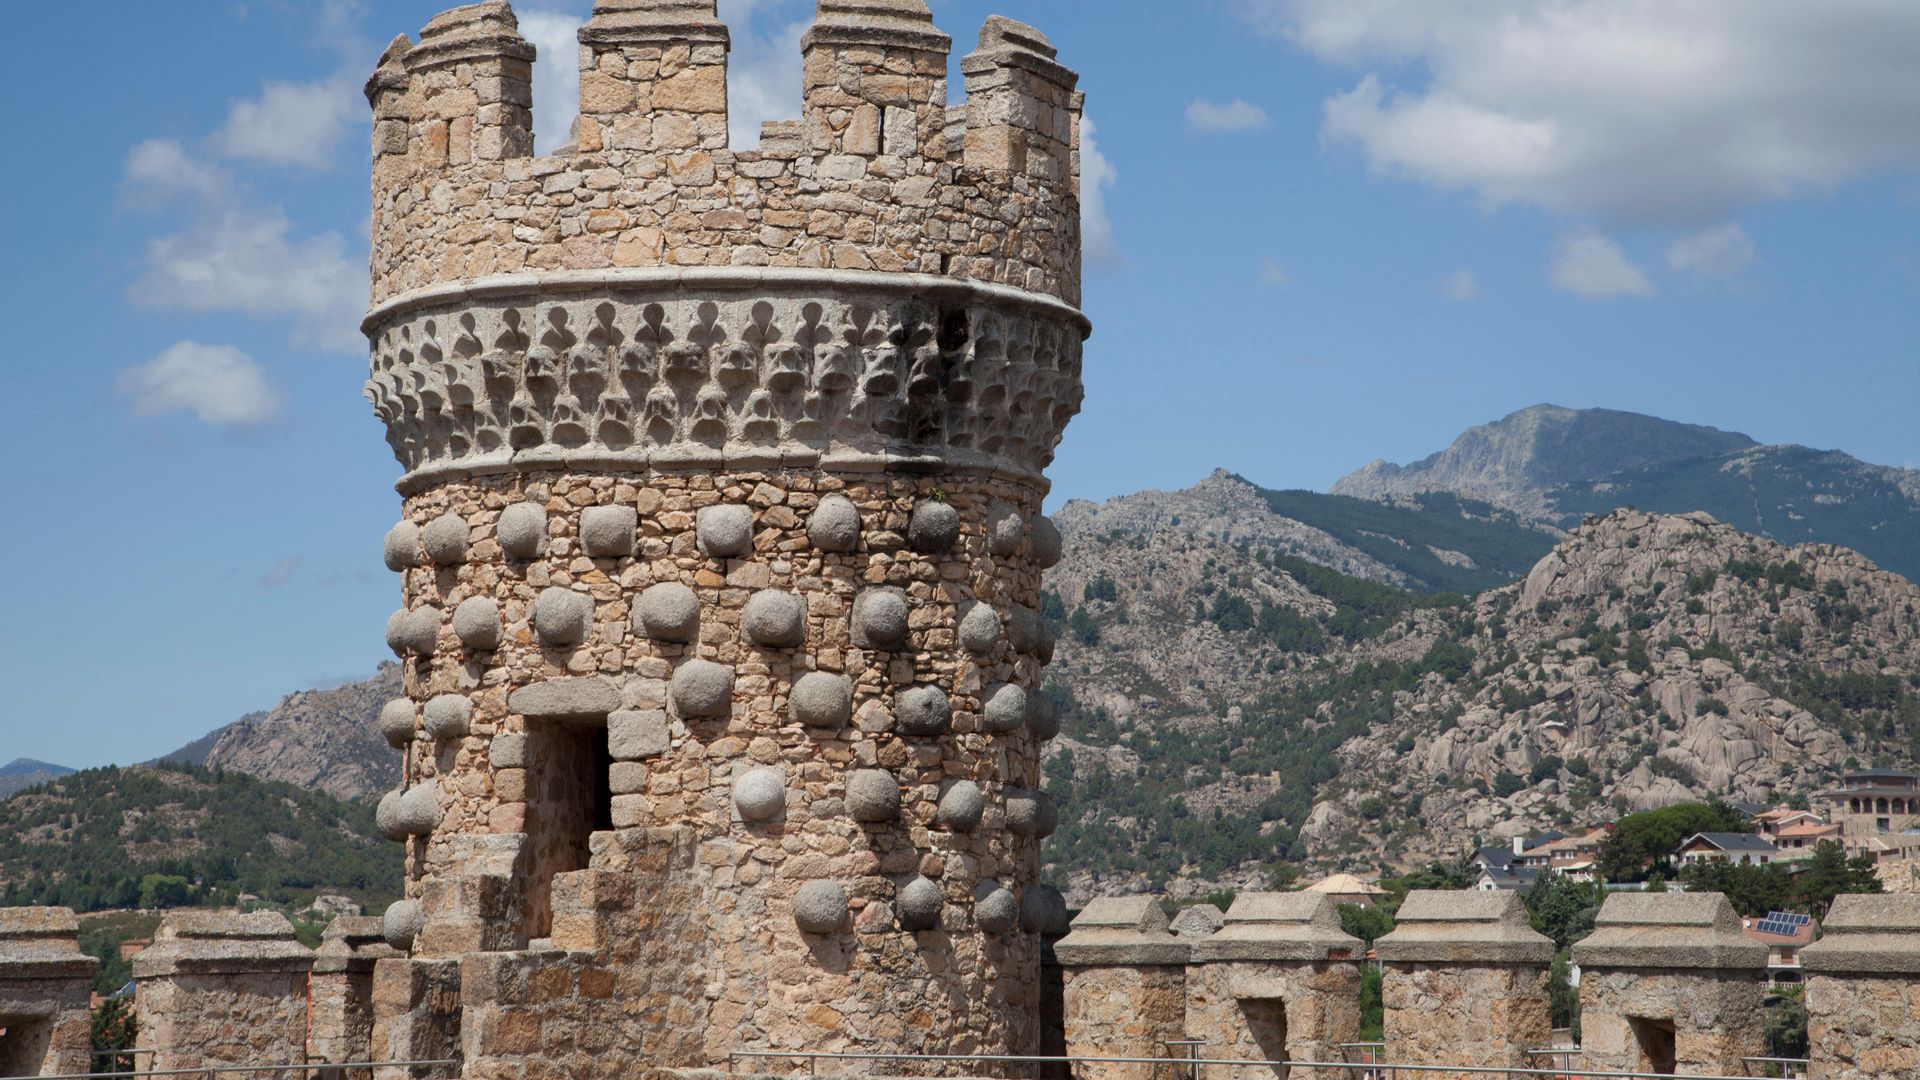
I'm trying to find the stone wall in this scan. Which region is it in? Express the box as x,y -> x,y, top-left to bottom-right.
312,917 -> 403,1080
0,907 -> 96,1078
1055,898 -> 1189,1080
1374,890 -> 1553,1079
369,957 -> 463,1080
1803,893 -> 1920,1080
132,912 -> 315,1076
1184,894 -> 1362,1080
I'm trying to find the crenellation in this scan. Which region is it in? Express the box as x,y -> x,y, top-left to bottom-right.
961,16 -> 1080,186
0,907 -> 96,1078
576,0 -> 730,156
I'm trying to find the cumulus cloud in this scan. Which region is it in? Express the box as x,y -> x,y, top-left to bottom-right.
122,139 -> 228,207
1550,229 -> 1653,299
212,71 -> 360,168
518,10 -> 588,155
1081,117 -> 1123,269
1258,258 -> 1294,287
1440,269 -> 1478,301
1186,98 -> 1270,133
1239,0 -> 1920,225
1666,223 -> 1757,279
118,341 -> 283,428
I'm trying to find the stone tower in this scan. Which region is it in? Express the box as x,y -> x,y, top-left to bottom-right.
359,0 -> 1085,1068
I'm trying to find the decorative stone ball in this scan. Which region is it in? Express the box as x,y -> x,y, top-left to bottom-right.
742,590 -> 806,648
497,502 -> 548,559
846,769 -> 902,822
793,881 -> 848,934
852,588 -> 910,650
907,500 -> 961,553
975,884 -> 1019,934
958,603 -> 1002,655
1037,620 -> 1057,664
987,501 -> 1027,557
894,685 -> 950,736
382,520 -> 420,571
1007,604 -> 1043,656
897,876 -> 944,931
452,596 -> 501,650
1030,515 -> 1064,569
382,899 -> 425,951
980,683 -> 1028,734
806,495 -> 861,552
634,582 -> 699,643
395,785 -> 441,837
534,588 -> 593,646
376,699 -> 416,748
732,767 -> 786,822
422,695 -> 472,741
375,789 -> 410,841
579,505 -> 638,558
672,659 -> 733,719
1021,884 -> 1068,934
935,780 -> 984,832
386,607 -> 441,657
421,512 -> 469,565
697,504 -> 754,559
1006,788 -> 1058,837
1028,691 -> 1061,741
789,672 -> 853,728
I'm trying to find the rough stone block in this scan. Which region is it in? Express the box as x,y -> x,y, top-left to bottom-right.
452,595 -> 502,650
980,681 -> 1027,733
608,709 -> 670,760
377,698 -> 417,747
936,779 -> 983,831
422,694 -> 472,741
383,520 -> 420,571
846,769 -> 902,822
794,881 -> 849,934
509,676 -> 622,719
897,876 -> 944,931
490,732 -> 526,769
732,767 -> 786,821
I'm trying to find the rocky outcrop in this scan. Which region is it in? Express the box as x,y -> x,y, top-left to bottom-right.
195,666 -> 402,802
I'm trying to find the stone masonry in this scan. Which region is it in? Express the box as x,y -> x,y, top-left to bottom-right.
360,1 -> 1086,1073
1373,890 -> 1554,1080
1571,892 -> 1768,1075
1802,892 -> 1920,1080
1054,897 -> 1190,1080
132,911 -> 316,1075
312,917 -> 403,1080
0,907 -> 96,1078
1184,893 -> 1362,1080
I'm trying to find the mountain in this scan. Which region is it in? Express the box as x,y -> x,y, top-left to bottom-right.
1334,404 -> 1758,517
0,759 -> 75,800
154,664 -> 403,802
0,762 -> 401,912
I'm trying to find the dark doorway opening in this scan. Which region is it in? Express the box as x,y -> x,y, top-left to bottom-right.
1628,1016 -> 1678,1075
0,1017 -> 52,1078
1237,997 -> 1289,1080
522,722 -> 614,940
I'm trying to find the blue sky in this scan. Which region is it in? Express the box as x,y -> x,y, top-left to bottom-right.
2,0 -> 1916,769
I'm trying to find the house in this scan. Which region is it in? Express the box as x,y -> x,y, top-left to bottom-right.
1511,831 -> 1566,870
1742,911 -> 1817,985
1676,832 -> 1779,866
1475,864 -> 1541,892
1303,873 -> 1389,908
1824,769 -> 1920,852
1752,807 -> 1826,839
1532,826 -> 1612,880
1771,821 -> 1844,860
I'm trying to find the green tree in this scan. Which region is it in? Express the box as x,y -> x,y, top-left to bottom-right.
1357,966 -> 1384,1042
1598,802 -> 1750,881
1548,950 -> 1580,1035
1679,861 -> 1789,917
1789,841 -> 1882,918
91,996 -> 139,1074
1338,903 -> 1395,945
137,874 -> 193,910
1524,872 -> 1602,951
1765,986 -> 1808,1060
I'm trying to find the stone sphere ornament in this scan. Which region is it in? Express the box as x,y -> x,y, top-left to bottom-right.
936,780 -> 984,832
383,899 -> 424,951
421,512 -> 470,565
534,587 -> 593,646
377,699 -> 416,747
958,603 -> 1002,654
793,881 -> 848,934
987,501 -> 1026,556
379,785 -> 440,840
1006,788 -> 1057,837
1021,884 -> 1068,934
635,582 -> 700,643
1030,514 -> 1064,568
789,672 -> 852,728
851,588 -> 909,650
697,504 -> 754,558
897,876 -> 944,931
383,520 -> 420,570
496,502 -> 548,559
895,685 -> 951,736
452,596 -> 501,650
907,499 -> 961,553
733,767 -> 786,822
975,884 -> 1019,934
579,505 -> 638,557
742,590 -> 806,648
806,495 -> 861,552
980,683 -> 1027,733
1028,691 -> 1061,741
422,695 -> 472,741
1007,604 -> 1043,656
672,659 -> 733,719
375,789 -> 410,842
387,607 -> 441,657
846,769 -> 902,822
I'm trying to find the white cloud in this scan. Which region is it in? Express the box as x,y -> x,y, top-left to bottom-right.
1081,116 -> 1122,269
1258,258 -> 1293,287
1240,0 -> 1920,225
518,10 -> 587,155
1666,223 -> 1757,279
1550,229 -> 1653,299
1440,269 -> 1478,301
212,71 -> 360,168
1186,98 -> 1270,133
118,342 -> 283,428
258,556 -> 303,589
121,139 -> 229,207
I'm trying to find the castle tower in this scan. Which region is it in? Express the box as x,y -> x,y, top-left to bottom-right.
359,0 -> 1085,1069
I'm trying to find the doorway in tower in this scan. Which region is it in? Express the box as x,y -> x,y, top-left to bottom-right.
521,720 -> 613,940
1628,1015 -> 1678,1075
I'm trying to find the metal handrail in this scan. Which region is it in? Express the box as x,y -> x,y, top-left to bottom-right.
724,1049 -> 1797,1079
35,1059 -> 458,1080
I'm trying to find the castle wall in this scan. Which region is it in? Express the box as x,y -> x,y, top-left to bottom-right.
132,912 -> 314,1076
1183,894 -> 1362,1080
1374,891 -> 1554,1079
0,908 -> 96,1079
1803,893 -> 1920,1080
1055,898 -> 1190,1080
312,917 -> 403,1080
369,957 -> 464,1080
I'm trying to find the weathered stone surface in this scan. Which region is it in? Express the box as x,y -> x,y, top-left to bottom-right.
895,684 -> 950,735
975,884 -> 1018,934
1572,891 -> 1768,970
533,587 -> 594,646
898,876 -> 944,930
383,520 -> 420,570
980,682 -> 1027,733
383,900 -> 424,950
1022,884 -> 1068,934
987,501 -> 1026,556
490,732 -> 526,768
386,606 -> 440,657
634,581 -> 700,642
846,769 -> 901,822
732,767 -> 786,821
937,779 -> 984,831
1170,905 -> 1225,939
794,881 -> 848,934
1377,891 -> 1554,1077
508,676 -> 621,719
421,512 -> 469,565
452,595 -> 502,650
1005,787 -> 1057,837
696,504 -> 753,558
134,912 -> 314,1076
1190,892 -> 1360,962
378,698 -> 416,747
375,789 -> 410,841
1375,889 -> 1554,964
496,502 -> 547,559
1007,603 -> 1042,655
422,694 -> 472,741
1056,896 -> 1186,966
607,710 -> 669,760
1029,514 -> 1063,568
1802,892 -> 1920,975
742,589 -> 806,648
672,659 -> 733,718
394,785 -> 441,836
852,587 -> 909,649
579,505 -> 638,557
789,671 -> 852,727
806,495 -> 861,552
0,906 -> 97,1077
958,602 -> 1002,654
908,500 -> 961,552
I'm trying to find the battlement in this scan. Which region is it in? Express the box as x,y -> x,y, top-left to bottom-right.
364,0 -> 1084,312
